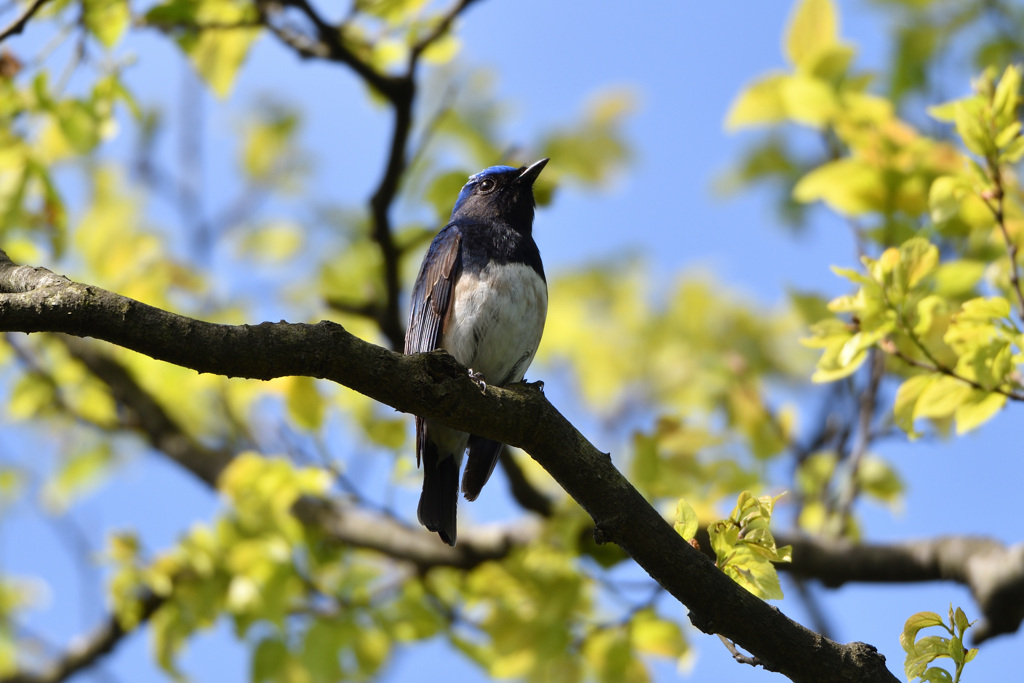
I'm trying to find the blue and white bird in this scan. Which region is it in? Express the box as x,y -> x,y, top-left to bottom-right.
405,159 -> 549,545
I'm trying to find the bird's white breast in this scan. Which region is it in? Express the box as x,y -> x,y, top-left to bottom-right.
443,262 -> 547,386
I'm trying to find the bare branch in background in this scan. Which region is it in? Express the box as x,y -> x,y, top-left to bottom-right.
0,592 -> 164,683
0,0 -> 52,44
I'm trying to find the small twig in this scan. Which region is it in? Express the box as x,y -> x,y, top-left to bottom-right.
718,634 -> 763,668
880,338 -> 1024,401
981,167 -> 1024,323
833,349 -> 885,533
135,17 -> 262,31
408,0 -> 480,63
0,0 -> 52,44
255,0 -> 403,101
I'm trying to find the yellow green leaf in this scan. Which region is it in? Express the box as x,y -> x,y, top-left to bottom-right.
793,159 -> 880,215
234,222 -> 303,263
914,375 -> 972,419
928,175 -> 970,224
155,0 -> 262,98
674,498 -> 699,540
725,74 -> 788,130
286,376 -> 325,431
421,33 -> 460,64
954,389 -> 1006,434
993,64 -> 1021,128
43,444 -> 113,511
894,375 -> 934,436
630,609 -> 686,659
779,73 -> 838,127
785,0 -> 838,69
958,296 -> 1011,322
901,611 -> 945,651
900,238 -> 939,288
83,0 -> 130,48
856,456 -> 903,504
932,260 -> 985,297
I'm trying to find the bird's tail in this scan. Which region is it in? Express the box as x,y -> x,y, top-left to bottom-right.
418,443 -> 459,546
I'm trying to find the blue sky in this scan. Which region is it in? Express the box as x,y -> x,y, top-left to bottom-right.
3,1 -> 1023,682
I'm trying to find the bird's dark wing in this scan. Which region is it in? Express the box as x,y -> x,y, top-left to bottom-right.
406,225 -> 462,476
405,225 -> 462,356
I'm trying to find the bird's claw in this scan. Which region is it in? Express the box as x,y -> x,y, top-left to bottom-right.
468,369 -> 487,393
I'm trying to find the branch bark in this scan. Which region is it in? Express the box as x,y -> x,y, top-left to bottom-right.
779,533 -> 1024,644
0,252 -> 900,682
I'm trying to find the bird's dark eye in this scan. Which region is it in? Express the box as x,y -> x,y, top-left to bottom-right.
478,178 -> 496,193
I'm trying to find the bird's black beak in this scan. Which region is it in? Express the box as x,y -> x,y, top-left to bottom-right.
516,158 -> 549,186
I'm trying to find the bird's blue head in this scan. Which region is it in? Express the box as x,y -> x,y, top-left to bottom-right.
449,159 -> 549,230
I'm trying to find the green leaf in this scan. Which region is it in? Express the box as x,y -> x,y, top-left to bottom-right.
674,498 -> 699,541
251,637 -> 288,683
928,175 -> 971,224
921,667 -> 953,683
785,0 -> 838,69
856,456 -> 903,504
8,373 -> 58,420
234,222 -> 303,263
899,237 -> 939,289
958,296 -> 1011,321
953,102 -> 990,157
83,0 -> 130,48
933,260 -> 985,297
630,609 -> 687,659
992,64 -> 1021,129
914,375 -> 972,420
55,101 -> 101,154
901,611 -> 945,652
954,389 -> 1006,434
780,73 -> 838,127
722,546 -> 785,600
894,374 -> 933,436
1000,135 -> 1024,163
286,376 -> 325,431
725,74 -> 789,130
301,618 -> 344,683
793,159 -> 880,215
148,0 -> 262,98
43,444 -> 114,511
953,606 -> 971,634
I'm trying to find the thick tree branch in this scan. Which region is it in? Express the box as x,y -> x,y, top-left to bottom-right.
0,253 -> 899,682
779,533 -> 1024,644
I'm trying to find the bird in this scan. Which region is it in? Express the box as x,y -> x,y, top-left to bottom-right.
404,158 -> 549,545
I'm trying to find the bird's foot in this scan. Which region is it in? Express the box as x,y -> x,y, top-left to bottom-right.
468,369 -> 487,393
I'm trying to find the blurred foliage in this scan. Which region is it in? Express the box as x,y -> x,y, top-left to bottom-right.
0,0 -> 1022,680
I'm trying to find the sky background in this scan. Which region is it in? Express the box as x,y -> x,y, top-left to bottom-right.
2,1 -> 1022,682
